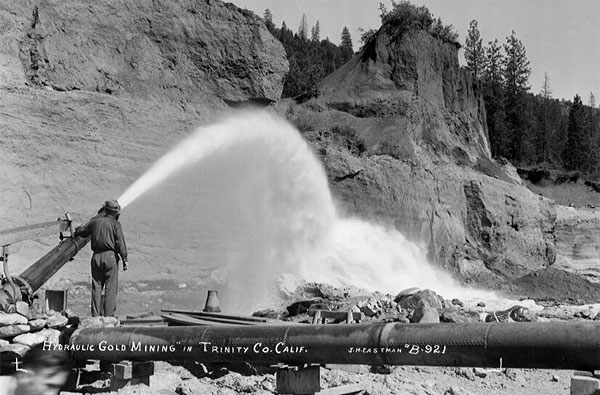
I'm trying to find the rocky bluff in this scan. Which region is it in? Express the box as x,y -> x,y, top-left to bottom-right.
11,0 -> 287,103
0,0 -> 288,274
286,22 -> 567,286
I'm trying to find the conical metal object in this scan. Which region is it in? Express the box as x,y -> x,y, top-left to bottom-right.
203,290 -> 221,313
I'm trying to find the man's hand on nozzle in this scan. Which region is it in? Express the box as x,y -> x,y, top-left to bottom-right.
123,261 -> 128,271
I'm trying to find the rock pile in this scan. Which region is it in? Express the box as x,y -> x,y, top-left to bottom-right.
0,306 -> 71,367
0,305 -> 121,373
281,283 -> 540,327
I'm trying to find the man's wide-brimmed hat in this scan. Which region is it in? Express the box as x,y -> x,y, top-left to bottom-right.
102,199 -> 121,213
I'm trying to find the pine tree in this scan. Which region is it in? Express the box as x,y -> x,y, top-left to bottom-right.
298,14 -> 308,41
311,21 -> 320,42
340,26 -> 353,62
540,73 -> 552,100
564,95 -> 587,170
502,30 -> 530,95
546,99 -> 568,166
502,30 -> 532,161
464,20 -> 484,79
482,39 -> 508,158
482,40 -> 503,89
587,94 -> 600,174
538,73 -> 553,163
270,17 -> 354,99
263,9 -> 275,33
279,21 -> 294,45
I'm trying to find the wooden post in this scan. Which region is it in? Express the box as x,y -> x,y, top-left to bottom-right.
571,371 -> 600,395
108,361 -> 155,391
45,289 -> 68,312
276,365 -> 321,394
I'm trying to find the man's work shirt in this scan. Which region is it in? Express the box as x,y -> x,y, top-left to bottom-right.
76,214 -> 128,261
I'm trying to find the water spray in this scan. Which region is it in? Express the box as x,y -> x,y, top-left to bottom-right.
118,111 -> 492,312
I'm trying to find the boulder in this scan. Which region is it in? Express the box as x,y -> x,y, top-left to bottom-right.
484,306 -> 534,322
286,299 -> 323,316
100,316 -> 120,327
0,343 -> 30,358
0,324 -> 30,338
28,318 -> 47,331
411,304 -> 439,323
370,365 -> 392,374
293,282 -> 363,301
440,310 -> 480,323
77,317 -> 103,329
47,314 -> 68,329
252,309 -> 286,320
358,298 -> 383,317
0,313 -> 28,326
15,302 -> 29,318
149,371 -> 182,393
395,287 -> 421,299
451,298 -> 464,307
39,328 -> 61,345
445,386 -> 476,395
395,289 -> 444,310
12,332 -> 46,347
278,274 -> 301,298
575,311 -> 591,319
78,316 -> 119,329
455,367 -> 475,381
378,306 -> 410,323
177,378 -> 220,395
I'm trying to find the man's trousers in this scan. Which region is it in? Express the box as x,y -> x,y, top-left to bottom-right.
90,250 -> 119,317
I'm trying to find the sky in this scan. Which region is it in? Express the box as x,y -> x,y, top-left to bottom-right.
228,0 -> 600,103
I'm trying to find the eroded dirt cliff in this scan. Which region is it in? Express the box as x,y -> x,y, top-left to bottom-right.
0,0 -> 288,280
9,0 -> 287,103
284,23 -> 563,288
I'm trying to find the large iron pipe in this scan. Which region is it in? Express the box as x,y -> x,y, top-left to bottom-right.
69,322 -> 600,370
20,234 -> 89,293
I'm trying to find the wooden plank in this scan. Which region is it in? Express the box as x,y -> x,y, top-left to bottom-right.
308,310 -> 363,322
120,316 -> 166,327
312,310 -> 322,324
161,312 -> 252,326
316,383 -> 366,395
161,308 -> 268,323
173,313 -> 257,326
0,220 -> 68,246
324,364 -> 367,374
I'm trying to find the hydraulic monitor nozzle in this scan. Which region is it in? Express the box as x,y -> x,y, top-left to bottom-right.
0,213 -> 90,312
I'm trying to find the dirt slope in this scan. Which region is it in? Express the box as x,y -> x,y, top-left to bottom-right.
0,0 -> 287,288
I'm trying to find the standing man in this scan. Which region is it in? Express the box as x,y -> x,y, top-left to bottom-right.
75,199 -> 128,317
